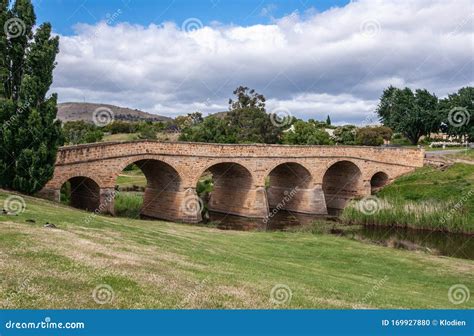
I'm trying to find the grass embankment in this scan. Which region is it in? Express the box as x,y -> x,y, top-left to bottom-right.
445,149 -> 474,162
342,163 -> 474,233
0,190 -> 473,309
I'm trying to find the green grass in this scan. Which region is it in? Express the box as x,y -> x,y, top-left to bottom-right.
114,192 -> 143,218
116,171 -> 147,189
102,133 -> 138,142
445,149 -> 474,161
341,163 -> 474,233
0,190 -> 472,309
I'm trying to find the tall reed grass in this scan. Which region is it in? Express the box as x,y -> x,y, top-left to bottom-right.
341,197 -> 473,234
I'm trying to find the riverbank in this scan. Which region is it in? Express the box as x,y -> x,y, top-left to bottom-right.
1,190 -> 472,309
340,163 -> 474,234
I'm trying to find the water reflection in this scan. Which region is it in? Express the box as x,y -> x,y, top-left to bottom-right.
206,211 -> 473,260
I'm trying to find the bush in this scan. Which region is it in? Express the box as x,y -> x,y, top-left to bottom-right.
137,122 -> 157,140
333,125 -> 356,145
355,127 -> 384,146
391,133 -> 411,145
103,121 -> 138,134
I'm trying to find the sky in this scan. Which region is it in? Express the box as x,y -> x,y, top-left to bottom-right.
33,0 -> 474,124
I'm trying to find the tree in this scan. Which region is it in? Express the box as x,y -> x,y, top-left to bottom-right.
179,87 -> 283,144
282,120 -> 332,145
376,86 -> 440,145
228,86 -> 266,112
0,0 -> 63,194
63,121 -> 103,144
175,112 -> 203,131
439,87 -> 473,141
326,115 -> 331,125
227,107 -> 281,144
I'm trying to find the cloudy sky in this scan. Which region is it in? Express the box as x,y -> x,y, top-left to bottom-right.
35,0 -> 473,124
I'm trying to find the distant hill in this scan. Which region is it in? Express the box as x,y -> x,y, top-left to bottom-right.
57,102 -> 172,123
208,111 -> 228,119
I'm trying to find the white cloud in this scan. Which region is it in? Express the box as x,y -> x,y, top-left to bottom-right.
52,0 -> 474,123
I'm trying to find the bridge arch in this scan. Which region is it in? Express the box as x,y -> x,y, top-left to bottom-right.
60,176 -> 101,212
114,157 -> 182,220
322,160 -> 363,211
370,171 -> 389,194
195,162 -> 263,217
266,162 -> 314,213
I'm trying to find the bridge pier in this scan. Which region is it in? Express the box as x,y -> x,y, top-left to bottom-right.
99,188 -> 116,215
267,184 -> 328,215
140,187 -> 201,223
208,186 -> 269,218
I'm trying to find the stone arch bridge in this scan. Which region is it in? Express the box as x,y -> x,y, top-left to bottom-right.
39,141 -> 424,223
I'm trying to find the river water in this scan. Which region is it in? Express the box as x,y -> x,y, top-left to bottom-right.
207,211 -> 473,260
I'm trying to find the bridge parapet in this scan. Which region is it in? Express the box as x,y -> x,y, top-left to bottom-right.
55,141 -> 424,167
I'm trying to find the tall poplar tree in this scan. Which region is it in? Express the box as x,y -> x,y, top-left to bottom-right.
0,0 -> 63,194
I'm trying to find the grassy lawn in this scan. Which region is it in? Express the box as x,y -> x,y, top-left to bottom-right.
424,146 -> 468,151
0,190 -> 472,309
102,133 -> 138,142
102,132 -> 181,143
116,170 -> 147,189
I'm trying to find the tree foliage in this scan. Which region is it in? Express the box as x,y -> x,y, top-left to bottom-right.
355,127 -> 384,146
63,121 -> 103,145
326,115 -> 331,125
333,125 -> 357,145
0,0 -> 63,193
282,120 -> 332,145
376,86 -> 440,145
228,86 -> 266,112
180,87 -> 282,144
439,87 -> 473,141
